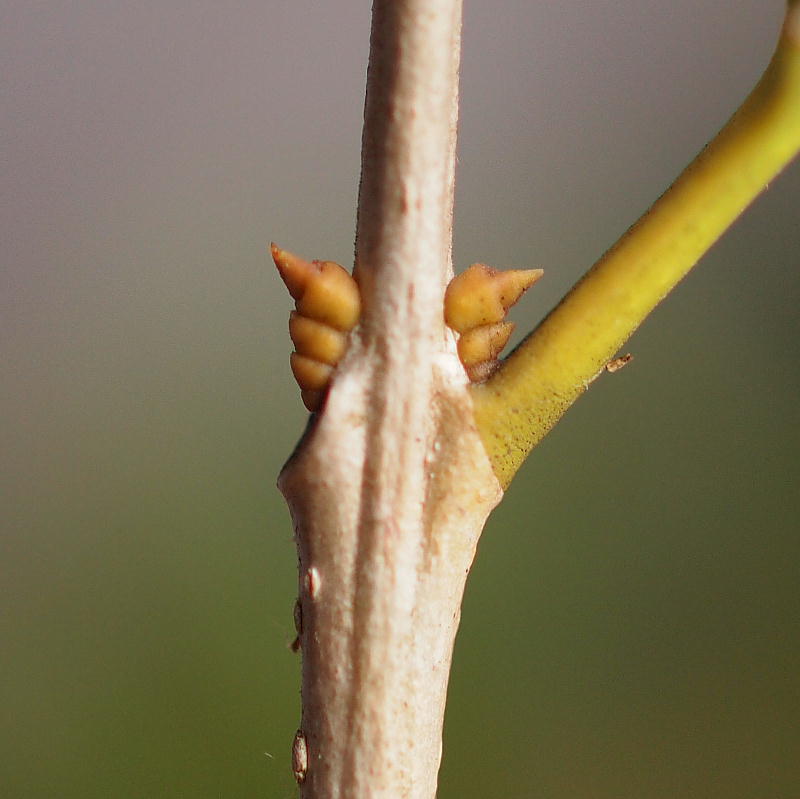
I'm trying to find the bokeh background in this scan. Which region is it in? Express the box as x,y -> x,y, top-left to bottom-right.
3,1 -> 798,797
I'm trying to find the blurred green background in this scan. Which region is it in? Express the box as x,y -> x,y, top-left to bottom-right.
3,2 -> 798,797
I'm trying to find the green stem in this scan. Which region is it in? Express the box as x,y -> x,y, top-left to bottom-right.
473,4 -> 800,488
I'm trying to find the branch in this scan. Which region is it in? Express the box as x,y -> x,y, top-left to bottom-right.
278,1 -> 502,796
473,1 -> 800,488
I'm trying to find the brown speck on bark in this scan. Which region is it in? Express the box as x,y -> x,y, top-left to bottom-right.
304,566 -> 320,598
606,353 -> 634,373
292,730 -> 308,783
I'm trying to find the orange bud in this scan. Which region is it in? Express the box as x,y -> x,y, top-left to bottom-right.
272,243 -> 361,412
444,264 -> 542,333
290,352 -> 333,392
457,321 -> 515,381
272,243 -> 360,330
445,262 -> 543,382
289,312 -> 348,366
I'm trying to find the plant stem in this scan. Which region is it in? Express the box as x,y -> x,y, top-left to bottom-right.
278,1 -> 502,796
473,3 -> 800,488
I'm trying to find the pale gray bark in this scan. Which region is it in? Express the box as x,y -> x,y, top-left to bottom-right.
280,1 -> 503,796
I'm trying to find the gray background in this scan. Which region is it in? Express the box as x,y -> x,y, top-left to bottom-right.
3,1 -> 798,796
